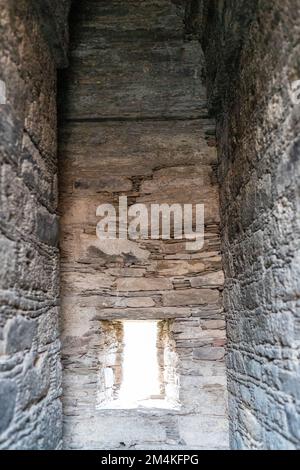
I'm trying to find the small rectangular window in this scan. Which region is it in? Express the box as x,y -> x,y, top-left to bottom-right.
97,320 -> 179,410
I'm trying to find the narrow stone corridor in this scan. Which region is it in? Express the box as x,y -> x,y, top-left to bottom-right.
59,0 -> 228,450
1,0 -> 300,451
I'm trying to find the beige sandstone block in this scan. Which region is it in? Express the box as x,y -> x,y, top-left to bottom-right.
190,271 -> 225,287
125,297 -> 156,308
155,260 -> 205,276
163,288 -> 220,307
92,307 -> 191,320
116,277 -> 172,292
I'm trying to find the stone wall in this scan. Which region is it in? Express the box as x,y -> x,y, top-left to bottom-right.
2,0 -> 298,451
60,0 -> 228,450
0,0 -> 70,450
185,0 -> 300,449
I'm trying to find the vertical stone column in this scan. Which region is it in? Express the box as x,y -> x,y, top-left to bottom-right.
0,0 -> 70,450
193,0 -> 300,450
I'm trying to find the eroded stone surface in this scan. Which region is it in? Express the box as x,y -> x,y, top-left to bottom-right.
186,0 -> 300,451
0,0 -> 68,450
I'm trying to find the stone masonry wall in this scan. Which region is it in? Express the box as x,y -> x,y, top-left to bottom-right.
185,0 -> 300,449
60,0 -> 228,450
0,0 -> 70,450
2,0 -> 299,451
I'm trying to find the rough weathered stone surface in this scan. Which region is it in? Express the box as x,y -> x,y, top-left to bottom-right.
0,0 -> 68,450
0,380 -> 17,434
3,316 -> 36,355
60,0 -> 228,450
62,0 -> 207,120
185,0 -> 300,450
33,0 -> 71,68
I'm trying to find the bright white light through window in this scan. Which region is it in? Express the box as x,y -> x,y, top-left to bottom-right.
118,321 -> 161,406
98,320 -> 180,410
